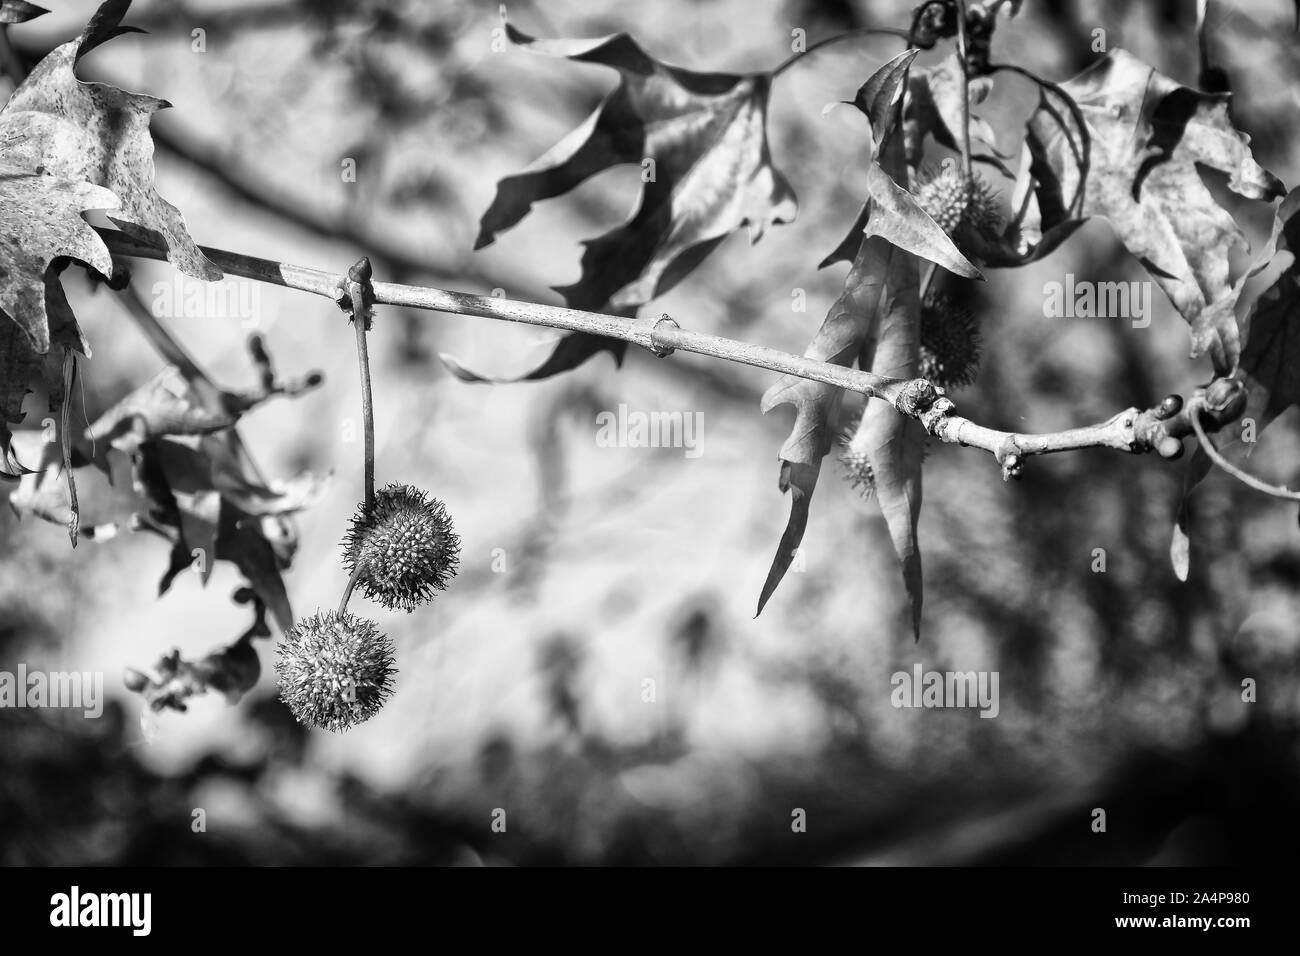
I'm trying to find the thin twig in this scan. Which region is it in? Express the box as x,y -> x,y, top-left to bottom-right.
989,63 -> 1091,219
771,27 -> 910,77
337,562 -> 366,617
97,228 -> 1200,476
343,257 -> 377,511
953,0 -> 974,181
1189,404 -> 1300,501
98,228 -> 905,401
353,301 -> 375,509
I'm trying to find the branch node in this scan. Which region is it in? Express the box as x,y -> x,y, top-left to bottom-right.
996,440 -> 1024,481
894,378 -> 942,418
649,313 -> 679,358
339,256 -> 376,331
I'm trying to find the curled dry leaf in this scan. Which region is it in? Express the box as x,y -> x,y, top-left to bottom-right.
0,0 -> 219,282
1173,187 -> 1300,576
1015,48 -> 1284,374
903,52 -> 1009,175
455,23 -> 796,382
760,50 -> 940,636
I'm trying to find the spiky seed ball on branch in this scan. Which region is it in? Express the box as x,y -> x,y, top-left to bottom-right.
915,164 -> 1002,238
276,610 -> 396,733
342,483 -> 460,612
920,293 -> 982,389
838,423 -> 876,500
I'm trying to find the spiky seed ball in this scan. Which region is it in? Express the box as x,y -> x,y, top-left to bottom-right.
916,165 -> 1002,238
920,293 -> 983,389
838,424 -> 876,500
276,610 -> 395,733
342,483 -> 460,612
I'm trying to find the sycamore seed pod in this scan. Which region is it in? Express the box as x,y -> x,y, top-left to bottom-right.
916,164 -> 1002,240
275,610 -> 396,733
839,424 -> 877,500
920,293 -> 983,389
342,483 -> 461,613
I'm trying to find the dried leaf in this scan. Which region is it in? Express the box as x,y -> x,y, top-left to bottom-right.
1,270 -> 92,478
86,365 -> 235,452
851,246 -> 926,641
1170,186 -> 1300,573
0,169 -> 114,352
468,24 -> 795,380
1237,187 -> 1300,432
138,433 -> 309,631
760,51 -> 931,621
1017,49 -> 1284,373
820,52 -> 981,277
1,0 -> 221,478
0,0 -> 220,282
903,53 -> 1008,174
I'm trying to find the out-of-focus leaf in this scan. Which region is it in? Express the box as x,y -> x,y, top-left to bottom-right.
1,271 -> 92,478
137,433 -> 309,631
5,431 -> 71,525
1017,49 -> 1284,373
1170,508 -> 1191,582
1237,188 -> 1300,432
438,307 -> 635,383
126,633 -> 263,713
1170,187 -> 1300,576
468,24 -> 795,380
477,24 -> 796,307
86,365 -> 235,452
903,53 -> 1007,173
760,51 -> 931,623
0,0 -> 220,282
0,1 -> 47,24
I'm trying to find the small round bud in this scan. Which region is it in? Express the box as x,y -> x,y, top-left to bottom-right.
1204,378 -> 1247,422
275,610 -> 395,733
1155,435 -> 1184,460
342,483 -> 461,612
1155,394 -> 1183,420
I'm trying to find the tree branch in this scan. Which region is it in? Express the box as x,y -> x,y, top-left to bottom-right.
96,227 -> 1207,478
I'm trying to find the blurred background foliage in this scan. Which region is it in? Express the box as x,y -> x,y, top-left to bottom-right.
3,0 -> 1300,865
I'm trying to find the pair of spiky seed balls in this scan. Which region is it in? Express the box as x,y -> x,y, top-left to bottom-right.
275,483 -> 460,733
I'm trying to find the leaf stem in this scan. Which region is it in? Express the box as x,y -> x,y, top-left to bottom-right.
771,27 -> 909,78
953,0 -> 974,181
1189,403 -> 1300,501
